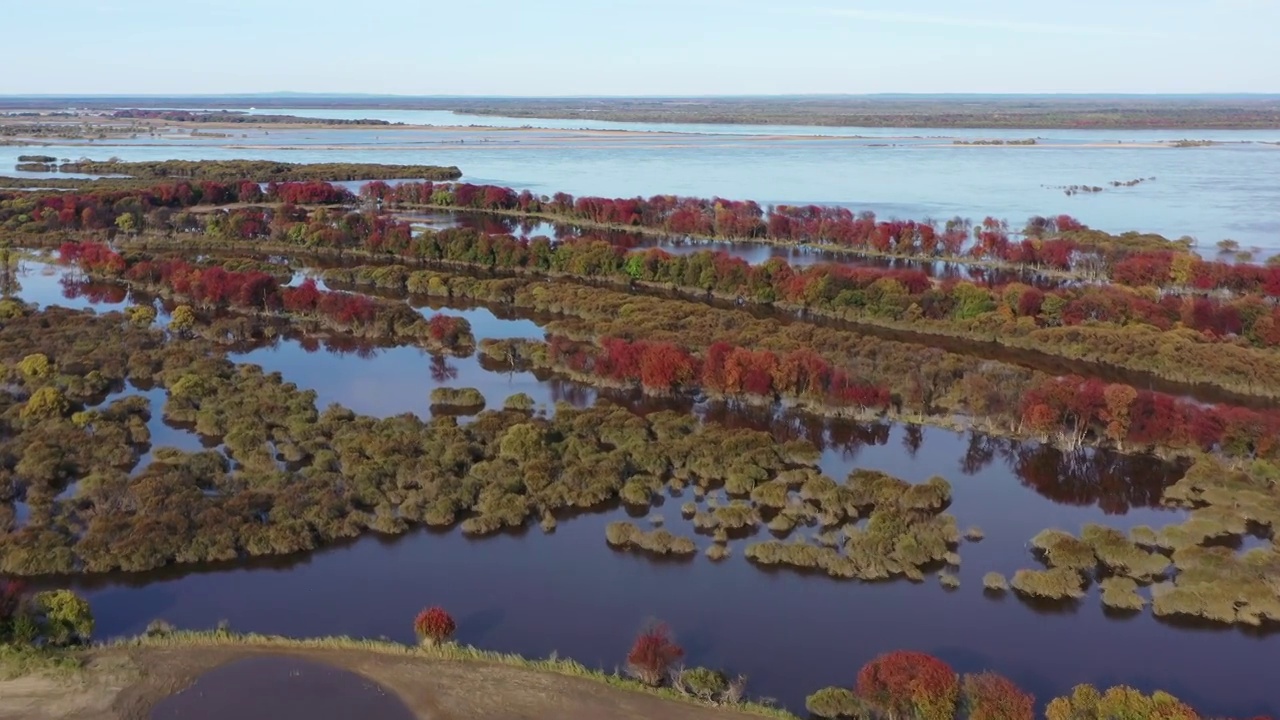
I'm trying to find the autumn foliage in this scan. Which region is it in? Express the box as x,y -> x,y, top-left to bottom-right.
412,606 -> 456,644
856,650 -> 959,720
626,622 -> 684,687
962,672 -> 1035,720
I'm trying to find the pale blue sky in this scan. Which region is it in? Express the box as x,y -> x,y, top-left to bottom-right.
3,0 -> 1276,95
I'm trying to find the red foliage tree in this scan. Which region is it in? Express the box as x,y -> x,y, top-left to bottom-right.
857,650 -> 959,720
626,622 -> 684,687
413,606 -> 456,645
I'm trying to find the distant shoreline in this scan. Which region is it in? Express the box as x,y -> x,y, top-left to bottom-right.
3,94 -> 1280,130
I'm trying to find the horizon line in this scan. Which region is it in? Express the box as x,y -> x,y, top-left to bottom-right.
3,92 -> 1280,99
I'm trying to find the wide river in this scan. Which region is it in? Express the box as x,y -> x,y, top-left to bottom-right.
6,259 -> 1277,717
4,107 -> 1280,255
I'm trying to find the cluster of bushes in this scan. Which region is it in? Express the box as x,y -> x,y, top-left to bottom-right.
536,335 -> 891,412
1,180 -> 352,235
0,581 -> 94,649
1006,454 -> 1280,627
605,521 -> 697,556
61,243 -> 475,351
405,226 -> 1280,357
0,307 -> 844,574
1019,374 -> 1280,456
358,180 -> 1191,274
80,245 -> 1280,461
802,649 -> 1249,720
429,386 -> 486,409
18,189 -> 1280,399
160,212 -> 1280,399
742,471 -> 959,581
326,263 -> 1280,459
1114,250 -> 1280,297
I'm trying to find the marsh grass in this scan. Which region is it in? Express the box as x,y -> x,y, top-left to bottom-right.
0,645 -> 83,681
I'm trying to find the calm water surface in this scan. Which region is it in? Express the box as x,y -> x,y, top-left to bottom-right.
4,113 -> 1278,252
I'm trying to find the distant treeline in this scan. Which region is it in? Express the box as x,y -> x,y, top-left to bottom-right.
444,97 -> 1280,130
111,109 -> 395,125
49,159 -> 461,182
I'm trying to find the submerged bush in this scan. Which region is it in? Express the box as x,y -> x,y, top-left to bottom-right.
1011,568 -> 1087,600
429,386 -> 486,408
606,522 -> 696,556
1099,577 -> 1146,611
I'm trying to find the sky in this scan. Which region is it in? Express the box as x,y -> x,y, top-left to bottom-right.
2,0 -> 1277,96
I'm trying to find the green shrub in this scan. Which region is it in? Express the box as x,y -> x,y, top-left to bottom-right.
679,667 -> 728,700
503,393 -> 535,411
1099,577 -> 1146,611
1011,568 -> 1086,600
806,686 -> 870,719
430,386 -> 486,408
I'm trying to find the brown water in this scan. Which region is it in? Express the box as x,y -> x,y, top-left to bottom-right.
148,655 -> 416,720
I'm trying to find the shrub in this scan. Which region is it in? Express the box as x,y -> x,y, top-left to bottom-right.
430,386 -> 486,408
1046,684 -> 1198,720
679,666 -> 728,700
962,672 -> 1035,720
1011,568 -> 1086,600
145,619 -> 176,637
626,622 -> 684,687
983,572 -> 1009,592
17,353 -> 51,378
857,650 -> 959,720
33,590 -> 93,646
413,606 -> 456,645
503,392 -> 535,411
1031,529 -> 1097,572
939,572 -> 960,589
807,686 -> 870,719
706,543 -> 730,562
169,304 -> 196,334
125,305 -> 157,327
965,526 -> 985,542
21,387 -> 69,421
1099,577 -> 1146,611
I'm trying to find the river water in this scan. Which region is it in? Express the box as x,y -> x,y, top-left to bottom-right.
3,109 -> 1279,255
4,260 -> 1277,717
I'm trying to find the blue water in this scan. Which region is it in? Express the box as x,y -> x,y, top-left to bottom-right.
4,117 -> 1279,253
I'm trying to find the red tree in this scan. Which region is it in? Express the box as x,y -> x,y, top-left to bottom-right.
857,650 -> 959,720
413,606 -> 456,645
626,622 -> 684,687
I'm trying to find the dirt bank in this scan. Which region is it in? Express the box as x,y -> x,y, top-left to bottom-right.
0,643 -> 782,720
